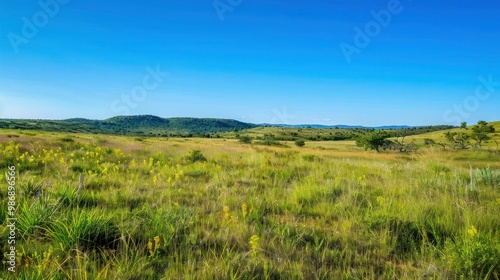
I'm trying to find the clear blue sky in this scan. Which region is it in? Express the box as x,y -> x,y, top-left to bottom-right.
1,0 -> 499,126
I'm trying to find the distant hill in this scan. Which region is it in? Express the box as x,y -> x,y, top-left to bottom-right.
0,115 -> 459,139
0,115 -> 257,136
225,124 -> 456,142
259,123 -> 414,130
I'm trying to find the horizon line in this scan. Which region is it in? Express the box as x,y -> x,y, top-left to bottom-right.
0,114 -> 474,128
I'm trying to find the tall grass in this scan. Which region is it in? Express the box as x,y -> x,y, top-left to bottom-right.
48,209 -> 120,251
0,131 -> 499,279
475,167 -> 500,187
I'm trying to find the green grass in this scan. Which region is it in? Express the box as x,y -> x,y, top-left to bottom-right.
407,121 -> 500,149
0,128 -> 499,279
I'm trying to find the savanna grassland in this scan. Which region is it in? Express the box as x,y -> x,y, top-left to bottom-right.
0,127 -> 499,279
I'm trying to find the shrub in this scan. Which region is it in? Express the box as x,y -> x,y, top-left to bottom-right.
424,138 -> 435,145
59,137 -> 75,143
185,150 -> 207,163
295,140 -> 305,147
239,135 -> 253,144
445,226 -> 500,279
257,134 -> 286,147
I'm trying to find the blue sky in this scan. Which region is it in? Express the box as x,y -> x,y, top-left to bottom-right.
1,0 -> 499,126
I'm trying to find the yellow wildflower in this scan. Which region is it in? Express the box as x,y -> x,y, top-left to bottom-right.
467,226 -> 478,237
154,236 -> 160,250
223,206 -> 230,221
242,204 -> 248,219
249,235 -> 260,256
148,239 -> 153,256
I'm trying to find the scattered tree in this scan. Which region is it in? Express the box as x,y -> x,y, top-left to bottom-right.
239,135 -> 253,144
389,129 -> 417,152
436,141 -> 448,150
424,138 -> 436,145
356,131 -> 390,152
471,120 -> 495,147
444,131 -> 471,150
295,140 -> 305,147
460,122 -> 468,129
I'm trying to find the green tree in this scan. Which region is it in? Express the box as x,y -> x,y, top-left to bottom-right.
471,120 -> 495,147
424,138 -> 435,145
356,131 -> 390,152
460,122 -> 467,129
295,140 -> 305,147
239,135 -> 253,144
444,131 -> 470,150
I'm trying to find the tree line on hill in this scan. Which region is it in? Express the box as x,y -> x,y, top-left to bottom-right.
427,121 -> 497,150
0,115 -> 466,151
0,116 -> 257,136
356,121 -> 496,152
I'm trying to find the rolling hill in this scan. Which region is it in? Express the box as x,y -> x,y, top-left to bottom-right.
0,114 -> 461,139
0,115 -> 257,136
405,121 -> 500,149
259,123 -> 415,130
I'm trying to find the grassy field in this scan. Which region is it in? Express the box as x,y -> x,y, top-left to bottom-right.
0,128 -> 499,279
405,121 -> 500,149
